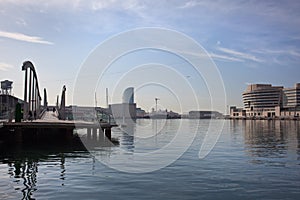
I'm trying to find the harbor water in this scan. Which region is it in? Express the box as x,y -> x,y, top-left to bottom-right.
0,119 -> 299,199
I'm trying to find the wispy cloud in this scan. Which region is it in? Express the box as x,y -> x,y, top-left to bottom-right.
0,62 -> 13,71
179,1 -> 199,9
0,30 -> 53,45
209,53 -> 244,62
0,0 -> 143,12
175,48 -> 244,62
217,47 -> 263,62
178,0 -> 245,12
91,0 -> 142,11
288,50 -> 300,57
254,48 -> 300,58
16,18 -> 27,26
251,48 -> 300,65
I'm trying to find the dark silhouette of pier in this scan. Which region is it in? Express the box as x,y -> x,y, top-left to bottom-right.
0,61 -> 116,145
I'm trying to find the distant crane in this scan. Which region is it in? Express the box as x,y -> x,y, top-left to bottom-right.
155,98 -> 160,113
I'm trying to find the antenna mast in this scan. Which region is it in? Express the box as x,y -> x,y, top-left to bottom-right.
95,92 -> 97,107
106,88 -> 109,108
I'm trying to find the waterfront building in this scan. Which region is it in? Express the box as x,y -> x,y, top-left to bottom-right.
0,80 -> 25,120
188,111 -> 223,119
136,107 -> 147,118
64,105 -> 114,123
110,87 -> 137,120
0,94 -> 25,120
229,106 -> 246,118
149,108 -> 180,119
242,84 -> 283,118
281,83 -> 300,118
109,103 -> 137,119
282,83 -> 300,108
167,110 -> 181,119
230,83 -> 300,119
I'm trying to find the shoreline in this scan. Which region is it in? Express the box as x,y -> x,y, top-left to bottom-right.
226,117 -> 300,121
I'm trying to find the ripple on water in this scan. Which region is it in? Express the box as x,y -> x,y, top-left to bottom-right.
0,120 -> 300,199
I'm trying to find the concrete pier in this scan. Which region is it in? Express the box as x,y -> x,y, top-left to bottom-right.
0,111 -> 117,145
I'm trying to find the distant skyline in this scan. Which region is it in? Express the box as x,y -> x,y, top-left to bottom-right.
1,0 -> 300,113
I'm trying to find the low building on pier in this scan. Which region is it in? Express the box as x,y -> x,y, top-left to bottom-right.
0,94 -> 25,120
229,106 -> 246,119
188,110 -> 223,119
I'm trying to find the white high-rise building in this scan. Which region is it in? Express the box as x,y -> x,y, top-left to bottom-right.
110,87 -> 136,120
122,87 -> 134,104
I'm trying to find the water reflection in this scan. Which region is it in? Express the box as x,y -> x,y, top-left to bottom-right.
6,159 -> 38,199
115,119 -> 181,154
119,119 -> 135,152
3,155 -> 43,199
0,142 -> 88,199
0,120 -> 300,199
239,120 -> 300,166
60,154 -> 66,185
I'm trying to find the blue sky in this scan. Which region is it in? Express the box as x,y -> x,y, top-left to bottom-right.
0,0 -> 300,113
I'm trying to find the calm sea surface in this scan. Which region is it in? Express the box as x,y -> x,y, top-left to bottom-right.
0,119 -> 299,200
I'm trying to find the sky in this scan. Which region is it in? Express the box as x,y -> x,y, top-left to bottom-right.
0,0 -> 300,114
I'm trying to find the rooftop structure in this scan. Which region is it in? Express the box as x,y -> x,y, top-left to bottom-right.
1,80 -> 13,95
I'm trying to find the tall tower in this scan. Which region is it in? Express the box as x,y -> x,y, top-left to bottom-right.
122,87 -> 134,104
120,87 -> 136,120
